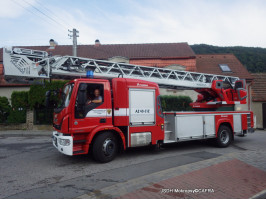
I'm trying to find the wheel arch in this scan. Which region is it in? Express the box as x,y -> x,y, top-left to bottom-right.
87,126 -> 126,152
217,122 -> 234,139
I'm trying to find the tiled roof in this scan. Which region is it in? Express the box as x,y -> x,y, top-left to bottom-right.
0,42 -> 195,62
0,42 -> 195,87
196,54 -> 253,81
251,73 -> 266,102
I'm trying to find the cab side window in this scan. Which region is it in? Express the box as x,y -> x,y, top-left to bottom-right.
75,83 -> 104,119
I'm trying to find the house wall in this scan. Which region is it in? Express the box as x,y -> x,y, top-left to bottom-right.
251,101 -> 264,129
108,56 -> 129,63
0,87 -> 30,101
129,58 -> 196,71
129,57 -> 198,102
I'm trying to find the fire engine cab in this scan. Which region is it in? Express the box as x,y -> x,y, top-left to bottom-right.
3,47 -> 254,162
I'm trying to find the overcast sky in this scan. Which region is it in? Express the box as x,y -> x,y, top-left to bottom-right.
0,0 -> 266,47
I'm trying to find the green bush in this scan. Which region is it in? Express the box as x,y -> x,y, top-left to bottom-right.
7,109 -> 26,123
161,95 -> 193,111
11,91 -> 29,109
28,80 -> 68,108
6,91 -> 29,123
28,80 -> 68,125
0,96 -> 11,123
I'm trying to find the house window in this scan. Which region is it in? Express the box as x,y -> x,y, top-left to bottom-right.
219,64 -> 231,72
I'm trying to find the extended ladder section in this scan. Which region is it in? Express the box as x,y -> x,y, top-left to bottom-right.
3,47 -> 239,89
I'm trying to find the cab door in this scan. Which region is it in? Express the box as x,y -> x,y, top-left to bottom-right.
71,81 -> 112,134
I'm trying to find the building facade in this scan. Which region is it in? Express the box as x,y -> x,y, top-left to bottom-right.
251,73 -> 266,129
0,42 -> 254,113
0,42 -> 196,100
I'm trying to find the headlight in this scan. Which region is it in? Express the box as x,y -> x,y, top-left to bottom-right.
58,138 -> 70,146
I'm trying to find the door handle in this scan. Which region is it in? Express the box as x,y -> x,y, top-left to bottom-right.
100,118 -> 106,123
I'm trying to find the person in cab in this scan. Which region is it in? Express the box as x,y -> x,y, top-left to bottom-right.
87,89 -> 102,105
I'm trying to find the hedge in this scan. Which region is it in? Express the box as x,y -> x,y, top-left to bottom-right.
28,80 -> 68,108
160,95 -> 193,111
11,91 -> 29,109
28,80 -> 68,124
7,110 -> 27,123
0,81 -> 68,124
0,96 -> 11,123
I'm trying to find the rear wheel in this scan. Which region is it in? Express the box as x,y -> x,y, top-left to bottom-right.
216,125 -> 233,147
150,141 -> 162,152
92,132 -> 118,163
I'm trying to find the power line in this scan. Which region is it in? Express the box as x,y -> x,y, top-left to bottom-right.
34,0 -> 73,29
7,0 -> 77,47
11,0 -> 59,29
21,0 -> 69,30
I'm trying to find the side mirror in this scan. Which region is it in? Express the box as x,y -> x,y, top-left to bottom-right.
45,90 -> 51,107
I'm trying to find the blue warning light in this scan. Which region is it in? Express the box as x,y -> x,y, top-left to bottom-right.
86,70 -> 94,78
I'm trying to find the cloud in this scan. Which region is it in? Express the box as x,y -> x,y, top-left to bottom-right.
0,0 -> 37,18
57,0 -> 266,47
1,0 -> 266,47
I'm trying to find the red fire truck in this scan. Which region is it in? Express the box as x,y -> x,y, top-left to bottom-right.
3,47 -> 254,163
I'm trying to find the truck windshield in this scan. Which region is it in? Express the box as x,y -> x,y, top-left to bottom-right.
58,83 -> 74,108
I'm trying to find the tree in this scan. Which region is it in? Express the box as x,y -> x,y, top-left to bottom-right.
190,44 -> 266,73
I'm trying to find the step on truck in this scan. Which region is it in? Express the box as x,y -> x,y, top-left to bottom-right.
3,47 -> 255,162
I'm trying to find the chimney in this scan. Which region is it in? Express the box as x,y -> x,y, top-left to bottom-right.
49,39 -> 58,49
95,39 -> 101,47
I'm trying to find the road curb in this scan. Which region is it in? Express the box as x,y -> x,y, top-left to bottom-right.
251,190 -> 266,199
0,131 -> 52,137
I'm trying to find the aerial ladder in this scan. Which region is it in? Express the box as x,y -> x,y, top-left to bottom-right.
3,47 -> 247,110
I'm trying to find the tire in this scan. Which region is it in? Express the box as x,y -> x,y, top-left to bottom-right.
150,141 -> 162,153
92,132 -> 118,163
215,125 -> 233,147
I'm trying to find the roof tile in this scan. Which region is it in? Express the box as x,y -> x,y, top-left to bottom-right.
251,73 -> 266,102
196,54 -> 253,80
0,42 -> 195,62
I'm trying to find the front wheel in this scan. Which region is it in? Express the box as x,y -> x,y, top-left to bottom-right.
92,132 -> 118,163
215,125 -> 233,147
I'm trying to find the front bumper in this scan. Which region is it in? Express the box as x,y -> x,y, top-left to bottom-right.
52,131 -> 73,156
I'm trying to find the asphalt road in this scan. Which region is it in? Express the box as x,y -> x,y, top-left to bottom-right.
0,130 -> 265,198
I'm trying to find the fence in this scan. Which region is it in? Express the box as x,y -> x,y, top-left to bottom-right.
34,108 -> 54,125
